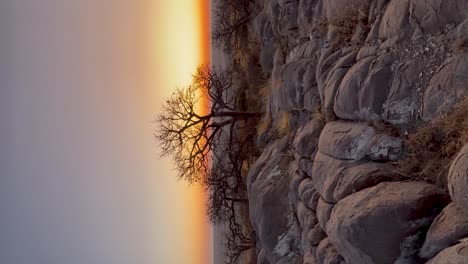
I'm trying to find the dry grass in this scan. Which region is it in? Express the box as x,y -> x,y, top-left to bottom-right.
257,112 -> 272,136
274,111 -> 291,137
397,99 -> 468,188
328,6 -> 370,48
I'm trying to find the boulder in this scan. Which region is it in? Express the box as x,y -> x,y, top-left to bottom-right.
318,121 -> 402,161
423,54 -> 468,121
308,224 -> 327,246
318,49 -> 357,116
327,181 -> 449,264
421,203 -> 468,259
317,198 -> 335,231
293,118 -> 324,158
334,52 -> 395,121
426,240 -> 468,264
312,152 -> 399,203
248,136 -> 302,263
383,59 -> 424,124
298,178 -> 320,210
448,144 -> 468,210
316,238 -> 345,264
318,121 -> 376,160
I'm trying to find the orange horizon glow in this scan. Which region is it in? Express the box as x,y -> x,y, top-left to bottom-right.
151,1 -> 211,263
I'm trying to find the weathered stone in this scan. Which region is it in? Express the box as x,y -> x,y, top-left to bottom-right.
367,134 -> 403,161
291,170 -> 307,207
293,118 -> 323,158
327,181 -> 449,264
303,246 -> 318,264
316,238 -> 345,264
318,121 -> 376,160
258,249 -> 272,264
299,158 -> 314,176
421,203 -> 468,259
383,59 -> 424,124
312,152 -> 399,203
334,57 -> 374,120
248,136 -> 301,263
448,144 -> 468,210
426,240 -> 468,264
297,201 -> 318,229
308,224 -> 326,246
410,0 -> 468,35
317,49 -> 357,115
317,198 -> 335,231
423,54 -> 468,121
378,0 -> 411,40
334,52 -> 395,121
299,178 -> 320,210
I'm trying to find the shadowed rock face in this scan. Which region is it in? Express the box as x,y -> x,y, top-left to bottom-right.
247,0 -> 468,263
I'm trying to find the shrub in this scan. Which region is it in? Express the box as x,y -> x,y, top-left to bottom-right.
397,99 -> 468,188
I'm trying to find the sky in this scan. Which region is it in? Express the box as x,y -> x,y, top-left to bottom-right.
0,1 -> 211,264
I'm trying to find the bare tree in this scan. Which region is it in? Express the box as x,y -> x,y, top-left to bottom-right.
212,0 -> 254,52
155,65 -> 261,183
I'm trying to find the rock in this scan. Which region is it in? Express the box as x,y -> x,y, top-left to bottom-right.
334,52 -> 395,121
423,54 -> 468,121
299,158 -> 315,177
448,144 -> 468,210
297,201 -> 318,229
426,240 -> 468,264
248,136 -> 301,263
303,246 -> 318,264
297,0 -> 319,36
293,118 -> 324,158
291,170 -> 307,207
316,238 -> 345,264
367,134 -> 403,161
383,59 -> 424,124
421,203 -> 468,259
334,57 -> 374,120
317,121 -> 402,161
278,1 -> 300,37
318,49 -> 357,116
410,0 -> 468,34
318,121 -> 376,160
327,181 -> 449,264
308,224 -> 327,246
298,178 -> 320,210
312,152 -> 399,203
317,198 -> 335,231
378,0 -> 411,40
258,248 -> 272,264
261,41 -> 278,76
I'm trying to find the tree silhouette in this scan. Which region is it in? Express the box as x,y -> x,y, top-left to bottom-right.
212,0 -> 254,52
155,65 -> 261,183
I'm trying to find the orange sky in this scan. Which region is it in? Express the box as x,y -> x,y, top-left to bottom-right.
150,1 -> 211,263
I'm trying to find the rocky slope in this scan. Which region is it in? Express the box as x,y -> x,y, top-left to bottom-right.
246,0 -> 468,263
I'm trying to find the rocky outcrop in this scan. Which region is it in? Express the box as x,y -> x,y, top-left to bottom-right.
248,136 -> 302,263
327,182 -> 449,264
247,1 -> 468,263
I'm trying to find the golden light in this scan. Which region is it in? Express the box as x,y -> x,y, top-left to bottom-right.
150,1 -> 211,263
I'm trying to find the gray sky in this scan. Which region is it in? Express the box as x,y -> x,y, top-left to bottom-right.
0,1 -> 211,263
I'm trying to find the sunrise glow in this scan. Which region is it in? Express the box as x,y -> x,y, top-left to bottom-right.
151,1 -> 211,263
